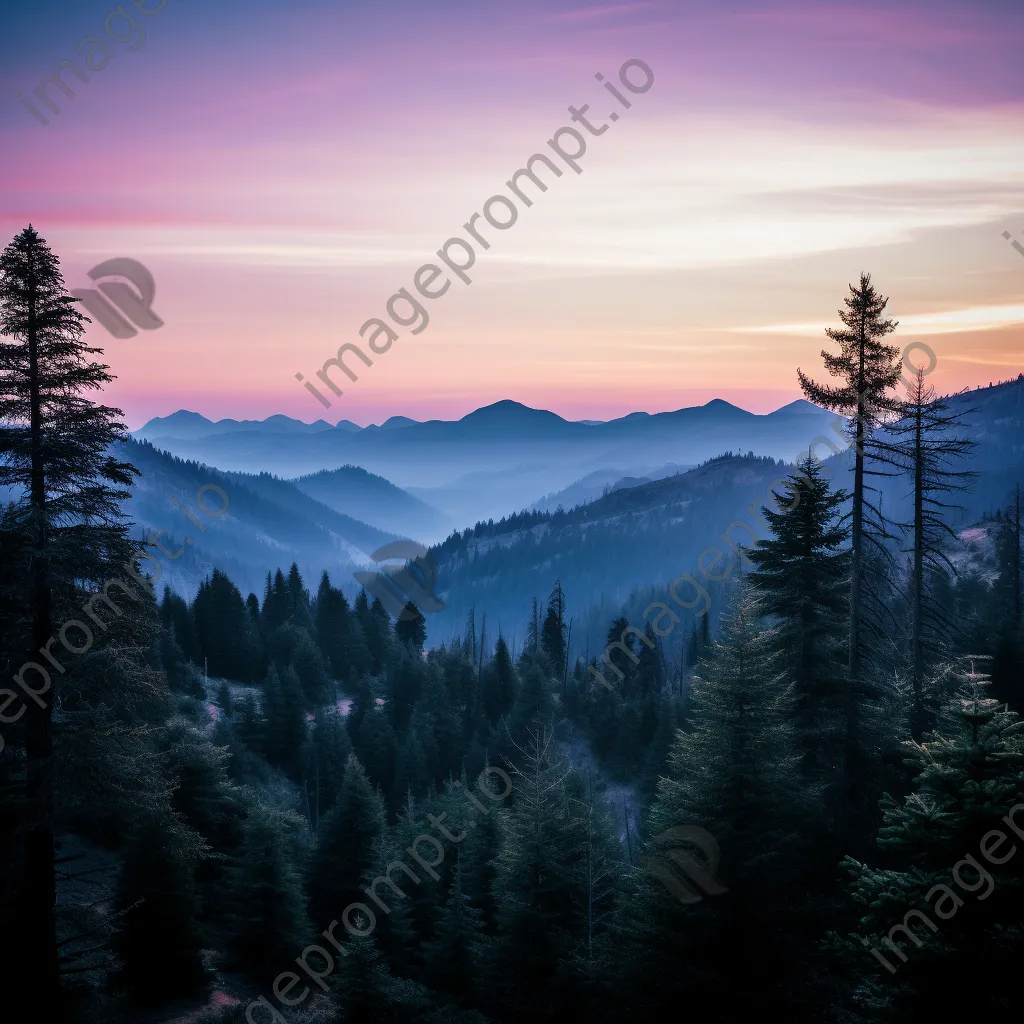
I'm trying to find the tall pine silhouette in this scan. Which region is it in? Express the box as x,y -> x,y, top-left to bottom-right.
0,226 -> 138,1009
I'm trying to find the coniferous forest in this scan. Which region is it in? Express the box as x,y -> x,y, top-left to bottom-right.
2,220 -> 1024,1024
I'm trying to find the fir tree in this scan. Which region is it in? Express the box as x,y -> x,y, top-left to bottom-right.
110,806 -> 208,1004
541,580 -> 567,674
396,600 -> 427,651
262,664 -> 306,779
0,225 -> 139,1003
798,271 -> 902,682
331,920 -> 431,1024
831,668 -> 1024,1020
222,804 -> 310,984
876,368 -> 978,738
489,728 -> 587,1021
423,855 -> 485,1003
482,634 -> 517,725
315,571 -> 351,677
308,754 -> 385,926
746,455 -> 850,781
615,589 -> 814,1020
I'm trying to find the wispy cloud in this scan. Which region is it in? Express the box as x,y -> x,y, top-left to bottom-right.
720,305 -> 1024,338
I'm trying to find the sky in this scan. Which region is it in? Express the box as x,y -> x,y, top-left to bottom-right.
1,0 -> 1023,429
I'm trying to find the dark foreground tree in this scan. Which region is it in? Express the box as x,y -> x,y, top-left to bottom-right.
612,589 -> 817,1020
830,667 -> 1024,1021
747,455 -> 850,784
798,272 -> 902,683
876,369 -> 977,739
0,225 -> 138,1010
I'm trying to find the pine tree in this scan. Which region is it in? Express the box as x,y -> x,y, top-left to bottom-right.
423,855 -> 485,1003
525,597 -> 540,654
798,272 -> 902,682
262,664 -> 306,779
160,586 -> 201,663
308,754 -> 385,926
635,621 -> 665,700
876,368 -> 978,738
830,668 -> 1024,1020
356,703 -> 399,798
614,588 -> 814,1019
192,569 -> 261,682
992,487 -> 1024,713
222,804 -> 310,984
396,600 -> 427,651
110,806 -> 208,1004
746,455 -> 850,781
315,571 -> 351,677
331,920 -> 431,1024
489,728 -> 587,1021
541,580 -> 567,674
482,635 -> 517,725
0,225 -> 139,1003
302,708 -> 352,827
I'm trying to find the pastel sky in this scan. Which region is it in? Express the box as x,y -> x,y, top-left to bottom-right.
1,0 -> 1023,428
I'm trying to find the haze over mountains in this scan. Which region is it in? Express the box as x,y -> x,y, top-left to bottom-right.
115,379 -> 1024,638
133,397 -> 840,527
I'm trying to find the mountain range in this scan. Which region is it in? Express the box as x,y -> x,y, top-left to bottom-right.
133,397 -> 839,527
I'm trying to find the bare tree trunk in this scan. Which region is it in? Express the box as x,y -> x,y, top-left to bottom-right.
20,271 -> 60,1009
911,390 -> 925,741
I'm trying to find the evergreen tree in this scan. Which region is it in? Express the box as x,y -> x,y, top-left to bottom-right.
291,629 -> 333,706
262,664 -> 306,778
331,920 -> 431,1024
635,621 -> 665,700
877,368 -> 978,739
308,754 -> 385,926
614,589 -> 815,1020
160,586 -> 201,663
286,561 -> 312,629
0,225 -> 139,1003
541,580 -> 567,674
992,488 -> 1024,713
746,455 -> 850,782
356,703 -> 399,798
831,668 -> 1024,1020
192,569 -> 261,682
110,806 -> 208,1004
798,272 -> 902,682
396,600 -> 427,651
222,804 -> 310,984
423,856 -> 485,1003
482,635 -> 517,725
489,728 -> 588,1021
302,708 -> 352,828
315,571 -> 351,677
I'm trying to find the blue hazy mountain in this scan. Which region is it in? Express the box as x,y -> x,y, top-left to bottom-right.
134,410 -> 357,441
532,462 -> 695,513
118,438 -> 396,601
424,377 -> 1024,652
133,397 -> 841,524
292,465 -> 450,542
